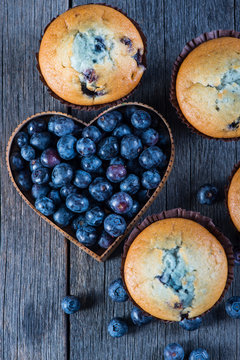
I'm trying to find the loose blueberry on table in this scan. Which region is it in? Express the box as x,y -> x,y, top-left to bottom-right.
107,318 -> 128,338
163,343 -> 184,360
130,307 -> 153,326
61,295 -> 81,314
233,248 -> 240,265
189,348 -> 209,359
10,106 -> 170,254
108,278 -> 128,302
179,316 -> 202,331
197,184 -> 219,205
225,296 -> 240,319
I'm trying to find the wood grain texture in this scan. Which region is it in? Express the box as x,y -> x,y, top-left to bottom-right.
0,0 -> 69,359
1,0 -> 240,359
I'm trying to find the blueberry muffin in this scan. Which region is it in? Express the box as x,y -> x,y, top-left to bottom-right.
176,37 -> 240,138
38,5 -> 145,106
123,218 -> 228,321
227,164 -> 240,231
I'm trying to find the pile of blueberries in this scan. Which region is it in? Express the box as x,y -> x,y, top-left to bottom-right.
10,106 -> 170,251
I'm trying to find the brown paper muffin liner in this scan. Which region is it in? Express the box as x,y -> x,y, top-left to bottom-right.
225,161 -> 240,231
170,29 -> 240,141
36,4 -> 147,111
121,208 -> 234,322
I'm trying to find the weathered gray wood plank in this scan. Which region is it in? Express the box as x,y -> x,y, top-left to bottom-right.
0,0 -> 69,359
165,1 -> 238,359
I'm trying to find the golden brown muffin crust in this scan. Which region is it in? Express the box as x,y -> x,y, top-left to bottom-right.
39,5 -> 145,105
228,166 -> 240,231
176,37 -> 240,138
124,218 -> 228,321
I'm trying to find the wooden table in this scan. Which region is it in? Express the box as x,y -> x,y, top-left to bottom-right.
1,0 -> 240,359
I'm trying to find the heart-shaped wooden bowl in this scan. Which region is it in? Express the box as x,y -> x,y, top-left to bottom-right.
6,102 -> 175,262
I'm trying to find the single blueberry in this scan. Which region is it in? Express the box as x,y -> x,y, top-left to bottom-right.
97,111 -> 121,132
76,225 -> 98,247
85,206 -> 105,226
30,132 -> 52,151
164,343 -> 184,360
125,200 -> 140,218
27,118 -> 46,135
141,128 -> 159,146
41,148 -> 61,168
48,189 -> 62,205
121,134 -> 142,160
104,214 -> 126,237
234,248 -> 240,265
189,348 -> 209,360
66,193 -> 89,213
142,169 -> 161,189
82,125 -> 102,143
89,177 -> 113,202
31,184 -> 50,199
131,110 -> 151,129
81,155 -> 102,172
120,174 -> 140,195
53,206 -> 74,227
108,278 -> 128,302
197,184 -> 219,205
10,152 -> 25,170
48,116 -> 75,137
113,124 -> 131,138
76,138 -> 96,156
108,318 -> 128,338
109,192 -> 133,214
110,157 -> 125,165
57,135 -> 77,160
225,296 -> 240,319
16,170 -> 32,190
98,231 -> 114,249
29,158 -> 42,172
15,131 -> 29,148
73,169 -> 92,189
179,317 -> 202,331
71,215 -> 87,230
98,136 -> 119,160
35,197 -> 55,216
51,163 -> 73,188
31,167 -> 50,185
61,295 -> 81,314
106,164 -> 127,183
21,145 -> 35,161
139,146 -> 166,169
130,307 -> 153,326
60,184 -> 78,199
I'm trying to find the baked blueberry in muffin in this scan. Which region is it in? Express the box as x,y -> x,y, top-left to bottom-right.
38,5 -> 145,106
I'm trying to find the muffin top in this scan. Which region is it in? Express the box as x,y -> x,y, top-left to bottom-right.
38,4 -> 145,106
124,218 -> 228,321
176,37 -> 240,138
228,165 -> 240,231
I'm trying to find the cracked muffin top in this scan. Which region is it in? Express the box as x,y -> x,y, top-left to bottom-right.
123,218 -> 228,321
38,4 -> 145,106
228,165 -> 240,231
176,37 -> 240,138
